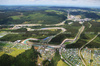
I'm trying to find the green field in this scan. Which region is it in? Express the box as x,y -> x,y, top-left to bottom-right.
0,44 -> 25,59
11,16 -> 21,20
57,60 -> 68,66
7,48 -> 25,57
45,10 -> 64,15
64,42 -> 71,45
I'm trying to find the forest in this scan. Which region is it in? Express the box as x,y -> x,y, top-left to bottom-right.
0,28 -> 61,42
0,9 -> 67,24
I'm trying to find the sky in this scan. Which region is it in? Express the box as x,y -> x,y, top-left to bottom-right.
0,0 -> 100,7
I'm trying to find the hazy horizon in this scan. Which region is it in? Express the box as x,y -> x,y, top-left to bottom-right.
0,0 -> 100,8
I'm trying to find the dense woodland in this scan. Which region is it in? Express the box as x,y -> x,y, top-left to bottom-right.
0,28 -> 61,42
0,9 -> 67,24
49,22 -> 82,44
0,46 -> 40,66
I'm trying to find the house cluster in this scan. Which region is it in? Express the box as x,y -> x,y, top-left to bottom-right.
68,15 -> 91,22
36,46 -> 55,65
62,48 -> 83,66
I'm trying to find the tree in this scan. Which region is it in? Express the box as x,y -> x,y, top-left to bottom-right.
14,46 -> 40,66
0,54 -> 15,66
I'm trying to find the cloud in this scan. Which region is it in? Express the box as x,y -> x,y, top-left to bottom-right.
29,0 -> 40,2
29,0 -> 36,1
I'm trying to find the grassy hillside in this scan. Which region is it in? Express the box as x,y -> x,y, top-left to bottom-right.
0,46 -> 40,66
57,60 -> 68,66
